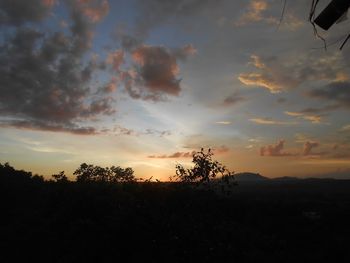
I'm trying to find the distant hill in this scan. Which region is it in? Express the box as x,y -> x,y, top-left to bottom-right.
235,172 -> 269,182
273,176 -> 300,181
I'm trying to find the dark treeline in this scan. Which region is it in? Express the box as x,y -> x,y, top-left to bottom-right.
1,162 -> 350,262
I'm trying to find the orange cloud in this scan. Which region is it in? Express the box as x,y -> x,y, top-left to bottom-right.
250,118 -> 297,125
235,0 -> 268,26
239,53 -> 344,94
106,50 -> 124,72
239,73 -> 282,93
303,141 -> 319,156
285,111 -> 322,124
260,140 -> 295,157
78,0 -> 109,23
148,151 -> 196,159
213,145 -> 230,154
235,0 -> 303,30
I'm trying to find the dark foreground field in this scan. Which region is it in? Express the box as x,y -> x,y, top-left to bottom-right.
1,172 -> 350,262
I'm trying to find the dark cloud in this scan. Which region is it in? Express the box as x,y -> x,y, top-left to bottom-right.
260,139 -> 333,158
302,141 -> 329,157
121,44 -> 195,101
298,105 -> 340,114
0,0 -> 115,134
0,120 -> 98,135
260,140 -> 295,157
113,26 -> 145,51
0,0 -> 55,26
65,0 -> 110,56
112,125 -> 138,136
303,141 -> 319,156
223,93 -> 246,106
144,129 -> 172,137
111,1 -> 199,102
307,81 -> 350,109
277,97 -> 287,103
284,105 -> 340,124
106,50 -> 125,72
111,126 -> 172,137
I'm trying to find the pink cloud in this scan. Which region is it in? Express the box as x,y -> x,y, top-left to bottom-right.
260,140 -> 295,157
303,141 -> 319,156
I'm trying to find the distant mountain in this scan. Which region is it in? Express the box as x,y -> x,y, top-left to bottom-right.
273,176 -> 300,181
235,172 -> 269,181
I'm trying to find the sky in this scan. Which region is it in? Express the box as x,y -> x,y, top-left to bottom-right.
0,0 -> 350,180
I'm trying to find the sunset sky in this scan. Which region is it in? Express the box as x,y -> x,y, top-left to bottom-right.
0,0 -> 350,180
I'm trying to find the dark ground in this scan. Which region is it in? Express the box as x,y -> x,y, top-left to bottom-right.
1,170 -> 350,262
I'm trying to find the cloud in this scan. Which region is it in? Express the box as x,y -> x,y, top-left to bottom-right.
114,0 -> 221,51
0,0 -> 55,25
144,129 -> 172,137
106,50 -> 125,72
148,151 -> 196,159
77,0 -> 109,23
250,118 -> 297,125
0,0 -> 115,134
112,125 -> 138,136
303,141 -> 319,156
0,120 -> 98,135
277,98 -> 287,103
260,140 -> 294,157
340,124 -> 350,132
238,55 -> 299,93
235,0 -> 270,26
110,126 -> 172,137
285,104 -> 340,124
172,44 -> 197,60
216,121 -> 231,125
223,93 -> 246,106
98,78 -> 118,94
213,145 -> 230,154
134,0 -> 222,36
302,141 -> 329,157
238,73 -> 283,93
148,145 -> 230,159
307,81 -> 350,109
121,44 -> 195,101
260,139 -> 345,159
239,53 -> 348,94
285,111 -> 322,124
235,0 -> 303,30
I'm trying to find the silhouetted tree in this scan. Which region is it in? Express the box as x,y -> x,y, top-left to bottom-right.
110,166 -> 136,183
51,171 -> 68,183
74,163 -> 136,183
74,163 -> 102,182
174,148 -> 234,183
0,162 -> 34,180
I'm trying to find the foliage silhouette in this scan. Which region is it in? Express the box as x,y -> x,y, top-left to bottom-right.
74,163 -> 136,183
0,162 -> 44,182
174,148 -> 235,184
2,162 -> 350,262
51,171 -> 68,183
